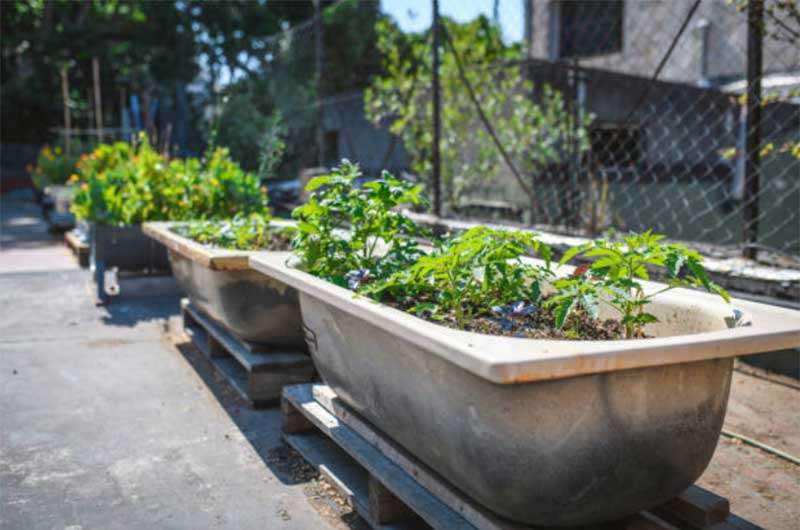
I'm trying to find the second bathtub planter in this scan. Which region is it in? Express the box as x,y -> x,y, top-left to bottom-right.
143,215 -> 305,350
248,162 -> 800,527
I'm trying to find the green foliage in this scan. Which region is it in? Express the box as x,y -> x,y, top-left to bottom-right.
2,0 -> 316,143
364,15 -> 592,209
371,226 -> 553,329
211,95 -> 287,176
546,271 -> 602,332
71,134 -> 268,225
291,160 -> 426,288
175,213 -> 294,251
206,0 -> 381,177
557,231 -> 730,338
30,144 -> 86,189
257,112 -> 287,180
290,164 -> 729,338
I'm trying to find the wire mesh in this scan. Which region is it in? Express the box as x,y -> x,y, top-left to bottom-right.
238,0 -> 799,259
437,0 -> 800,260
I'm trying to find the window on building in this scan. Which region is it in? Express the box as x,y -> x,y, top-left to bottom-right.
590,123 -> 641,167
558,1 -> 624,59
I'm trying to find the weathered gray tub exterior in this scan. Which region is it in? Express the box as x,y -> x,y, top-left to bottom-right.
169,252 -> 305,349
301,294 -> 732,526
250,253 -> 800,526
142,221 -> 305,350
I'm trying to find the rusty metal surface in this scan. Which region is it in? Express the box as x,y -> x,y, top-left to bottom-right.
169,251 -> 305,350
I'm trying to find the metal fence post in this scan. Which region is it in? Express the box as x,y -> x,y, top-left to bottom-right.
431,0 -> 442,217
314,0 -> 325,168
743,0 -> 763,259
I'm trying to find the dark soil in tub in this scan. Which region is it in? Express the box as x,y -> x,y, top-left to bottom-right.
251,227 -> 294,251
384,295 -> 630,340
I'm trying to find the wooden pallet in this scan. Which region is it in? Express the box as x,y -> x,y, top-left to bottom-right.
281,384 -> 762,530
181,300 -> 315,407
64,229 -> 89,268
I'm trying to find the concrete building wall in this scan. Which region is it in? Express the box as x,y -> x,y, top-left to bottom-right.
528,0 -> 799,85
321,90 -> 410,176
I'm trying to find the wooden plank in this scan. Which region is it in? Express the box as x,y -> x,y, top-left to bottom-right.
708,514 -> 764,530
283,384 -> 473,530
184,303 -> 309,371
369,475 -> 416,525
64,229 -> 89,267
284,431 -> 424,530
64,229 -> 89,251
182,301 -> 314,407
281,395 -> 316,434
652,486 -> 730,529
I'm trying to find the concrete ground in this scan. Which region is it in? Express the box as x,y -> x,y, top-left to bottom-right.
0,192 -> 349,529
0,190 -> 77,272
0,190 -> 798,529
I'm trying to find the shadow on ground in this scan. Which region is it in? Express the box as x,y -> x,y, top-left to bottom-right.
99,294 -> 181,327
173,340 -> 368,529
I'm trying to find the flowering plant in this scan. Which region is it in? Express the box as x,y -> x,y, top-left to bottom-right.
71,134 -> 267,225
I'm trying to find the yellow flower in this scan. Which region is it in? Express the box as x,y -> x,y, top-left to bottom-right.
97,171 -> 105,181
81,183 -> 89,191
211,178 -> 220,188
68,173 -> 80,184
55,146 -> 62,155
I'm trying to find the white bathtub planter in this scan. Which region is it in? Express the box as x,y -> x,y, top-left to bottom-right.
250,251 -> 800,526
143,219 -> 305,350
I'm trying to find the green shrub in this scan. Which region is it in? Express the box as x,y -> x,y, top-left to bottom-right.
30,143 -> 90,189
370,226 -> 553,329
555,231 -> 730,338
289,161 -> 729,339
71,134 -> 268,225
174,213 -> 294,251
291,160 -> 427,288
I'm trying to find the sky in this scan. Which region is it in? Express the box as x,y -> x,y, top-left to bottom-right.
380,0 -> 525,43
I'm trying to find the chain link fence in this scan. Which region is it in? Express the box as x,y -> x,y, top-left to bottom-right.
442,0 -> 800,261
236,0 -> 799,261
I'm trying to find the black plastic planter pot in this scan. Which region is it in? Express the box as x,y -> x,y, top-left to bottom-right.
91,224 -> 171,302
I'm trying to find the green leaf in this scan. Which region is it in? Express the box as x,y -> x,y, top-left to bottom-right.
529,280 -> 541,304
555,299 -> 575,330
665,252 -> 686,277
559,244 -> 586,267
712,284 -> 731,304
636,313 -> 659,325
296,221 -> 318,234
305,175 -> 332,192
581,292 -> 599,320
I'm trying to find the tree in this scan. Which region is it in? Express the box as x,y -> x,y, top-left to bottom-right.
2,1 -> 194,142
364,15 -> 592,214
209,0 -> 383,176
0,1 -> 314,144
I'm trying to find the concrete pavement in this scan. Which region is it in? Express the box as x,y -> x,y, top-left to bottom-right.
0,270 -> 344,530
0,190 -> 77,272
